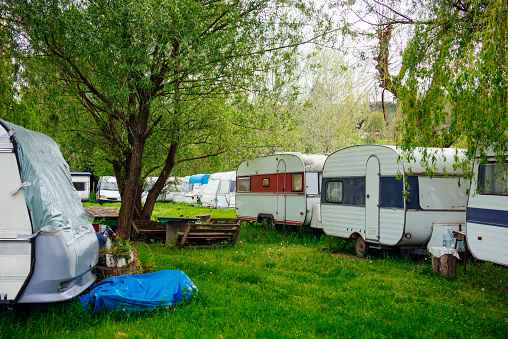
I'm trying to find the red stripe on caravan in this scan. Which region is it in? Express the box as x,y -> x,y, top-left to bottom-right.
249,172 -> 304,193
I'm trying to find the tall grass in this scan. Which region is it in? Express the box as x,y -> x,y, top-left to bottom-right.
1,202 -> 508,338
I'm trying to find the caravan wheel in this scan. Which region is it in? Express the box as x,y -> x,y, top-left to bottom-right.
354,236 -> 369,257
261,217 -> 275,229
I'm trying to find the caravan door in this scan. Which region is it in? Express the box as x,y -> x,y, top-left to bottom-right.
0,145 -> 33,304
277,159 -> 287,223
365,156 -> 380,241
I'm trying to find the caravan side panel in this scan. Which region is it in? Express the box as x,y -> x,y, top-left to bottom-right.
467,193 -> 508,266
321,205 -> 364,238
0,139 -> 33,303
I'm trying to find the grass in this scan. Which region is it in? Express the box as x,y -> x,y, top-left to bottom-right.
2,202 -> 508,338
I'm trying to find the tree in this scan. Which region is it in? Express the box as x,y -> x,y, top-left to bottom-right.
3,0 -> 330,237
331,1 -> 508,172
284,49 -> 369,154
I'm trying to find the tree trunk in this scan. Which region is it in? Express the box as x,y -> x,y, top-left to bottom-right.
116,136 -> 146,239
140,142 -> 179,220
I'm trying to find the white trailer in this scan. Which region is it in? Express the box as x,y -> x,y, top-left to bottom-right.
0,120 -> 98,306
70,172 -> 92,202
466,151 -> 508,266
173,176 -> 190,203
184,174 -> 210,204
159,177 -> 182,202
202,171 -> 236,208
236,152 -> 327,226
321,145 -> 468,256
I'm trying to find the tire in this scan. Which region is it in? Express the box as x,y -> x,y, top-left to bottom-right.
354,236 -> 369,257
261,216 -> 275,229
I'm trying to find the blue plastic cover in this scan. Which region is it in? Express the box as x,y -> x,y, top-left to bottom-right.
188,174 -> 210,184
80,270 -> 197,313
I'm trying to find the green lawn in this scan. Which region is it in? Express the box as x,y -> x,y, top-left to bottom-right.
2,202 -> 508,338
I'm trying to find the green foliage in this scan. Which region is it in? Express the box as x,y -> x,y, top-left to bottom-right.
364,111 -> 385,133
395,1 -> 508,166
284,49 -> 368,154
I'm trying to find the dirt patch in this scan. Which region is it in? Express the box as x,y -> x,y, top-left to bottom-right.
321,249 -> 369,261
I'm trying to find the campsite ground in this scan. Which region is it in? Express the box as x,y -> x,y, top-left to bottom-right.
2,202 -> 508,338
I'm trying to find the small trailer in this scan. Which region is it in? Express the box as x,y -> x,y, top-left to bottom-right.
173,176 -> 191,203
70,172 -> 92,202
0,120 -> 98,306
201,171 -> 236,208
236,152 -> 327,227
159,177 -> 182,202
466,151 -> 508,266
321,145 -> 468,256
184,174 -> 210,203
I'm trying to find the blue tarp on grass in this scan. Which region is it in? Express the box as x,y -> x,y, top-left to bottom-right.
80,270 -> 197,313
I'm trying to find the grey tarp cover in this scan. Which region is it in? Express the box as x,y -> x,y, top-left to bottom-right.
2,120 -> 94,245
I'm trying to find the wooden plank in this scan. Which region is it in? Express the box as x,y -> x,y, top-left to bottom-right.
231,225 -> 242,245
180,224 -> 192,247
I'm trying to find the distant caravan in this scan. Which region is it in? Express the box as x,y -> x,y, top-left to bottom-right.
70,172 -> 92,202
466,150 -> 508,266
321,145 -> 468,257
201,171 -> 236,208
236,153 -> 327,227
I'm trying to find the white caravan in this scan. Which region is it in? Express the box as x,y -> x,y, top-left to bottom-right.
321,145 -> 468,256
236,153 -> 327,227
97,176 -> 121,204
159,177 -> 182,202
202,171 -> 236,208
173,176 -> 191,203
70,172 -> 92,202
0,120 -> 98,306
183,174 -> 210,204
466,151 -> 508,266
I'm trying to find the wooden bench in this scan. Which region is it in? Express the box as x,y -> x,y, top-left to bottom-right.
177,218 -> 242,248
132,220 -> 167,242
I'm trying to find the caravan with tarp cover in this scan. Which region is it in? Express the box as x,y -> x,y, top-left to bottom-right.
0,120 -> 98,305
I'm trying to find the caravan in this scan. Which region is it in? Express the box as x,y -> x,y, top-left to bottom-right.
321,145 -> 468,256
184,174 -> 210,203
236,153 -> 327,226
202,171 -> 236,208
70,172 -> 92,202
0,120 -> 98,305
466,151 -> 508,266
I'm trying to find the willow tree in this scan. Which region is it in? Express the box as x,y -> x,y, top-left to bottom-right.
395,0 -> 508,166
331,0 -> 508,172
3,0 -> 329,237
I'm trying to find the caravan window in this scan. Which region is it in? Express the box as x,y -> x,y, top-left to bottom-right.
237,177 -> 251,192
73,182 -> 86,191
291,173 -> 303,192
325,181 -> 343,203
478,162 -> 508,195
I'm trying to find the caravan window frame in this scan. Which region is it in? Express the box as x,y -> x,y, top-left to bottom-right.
73,182 -> 86,191
478,161 -> 508,195
325,181 -> 343,203
237,177 -> 251,192
291,173 -> 303,192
